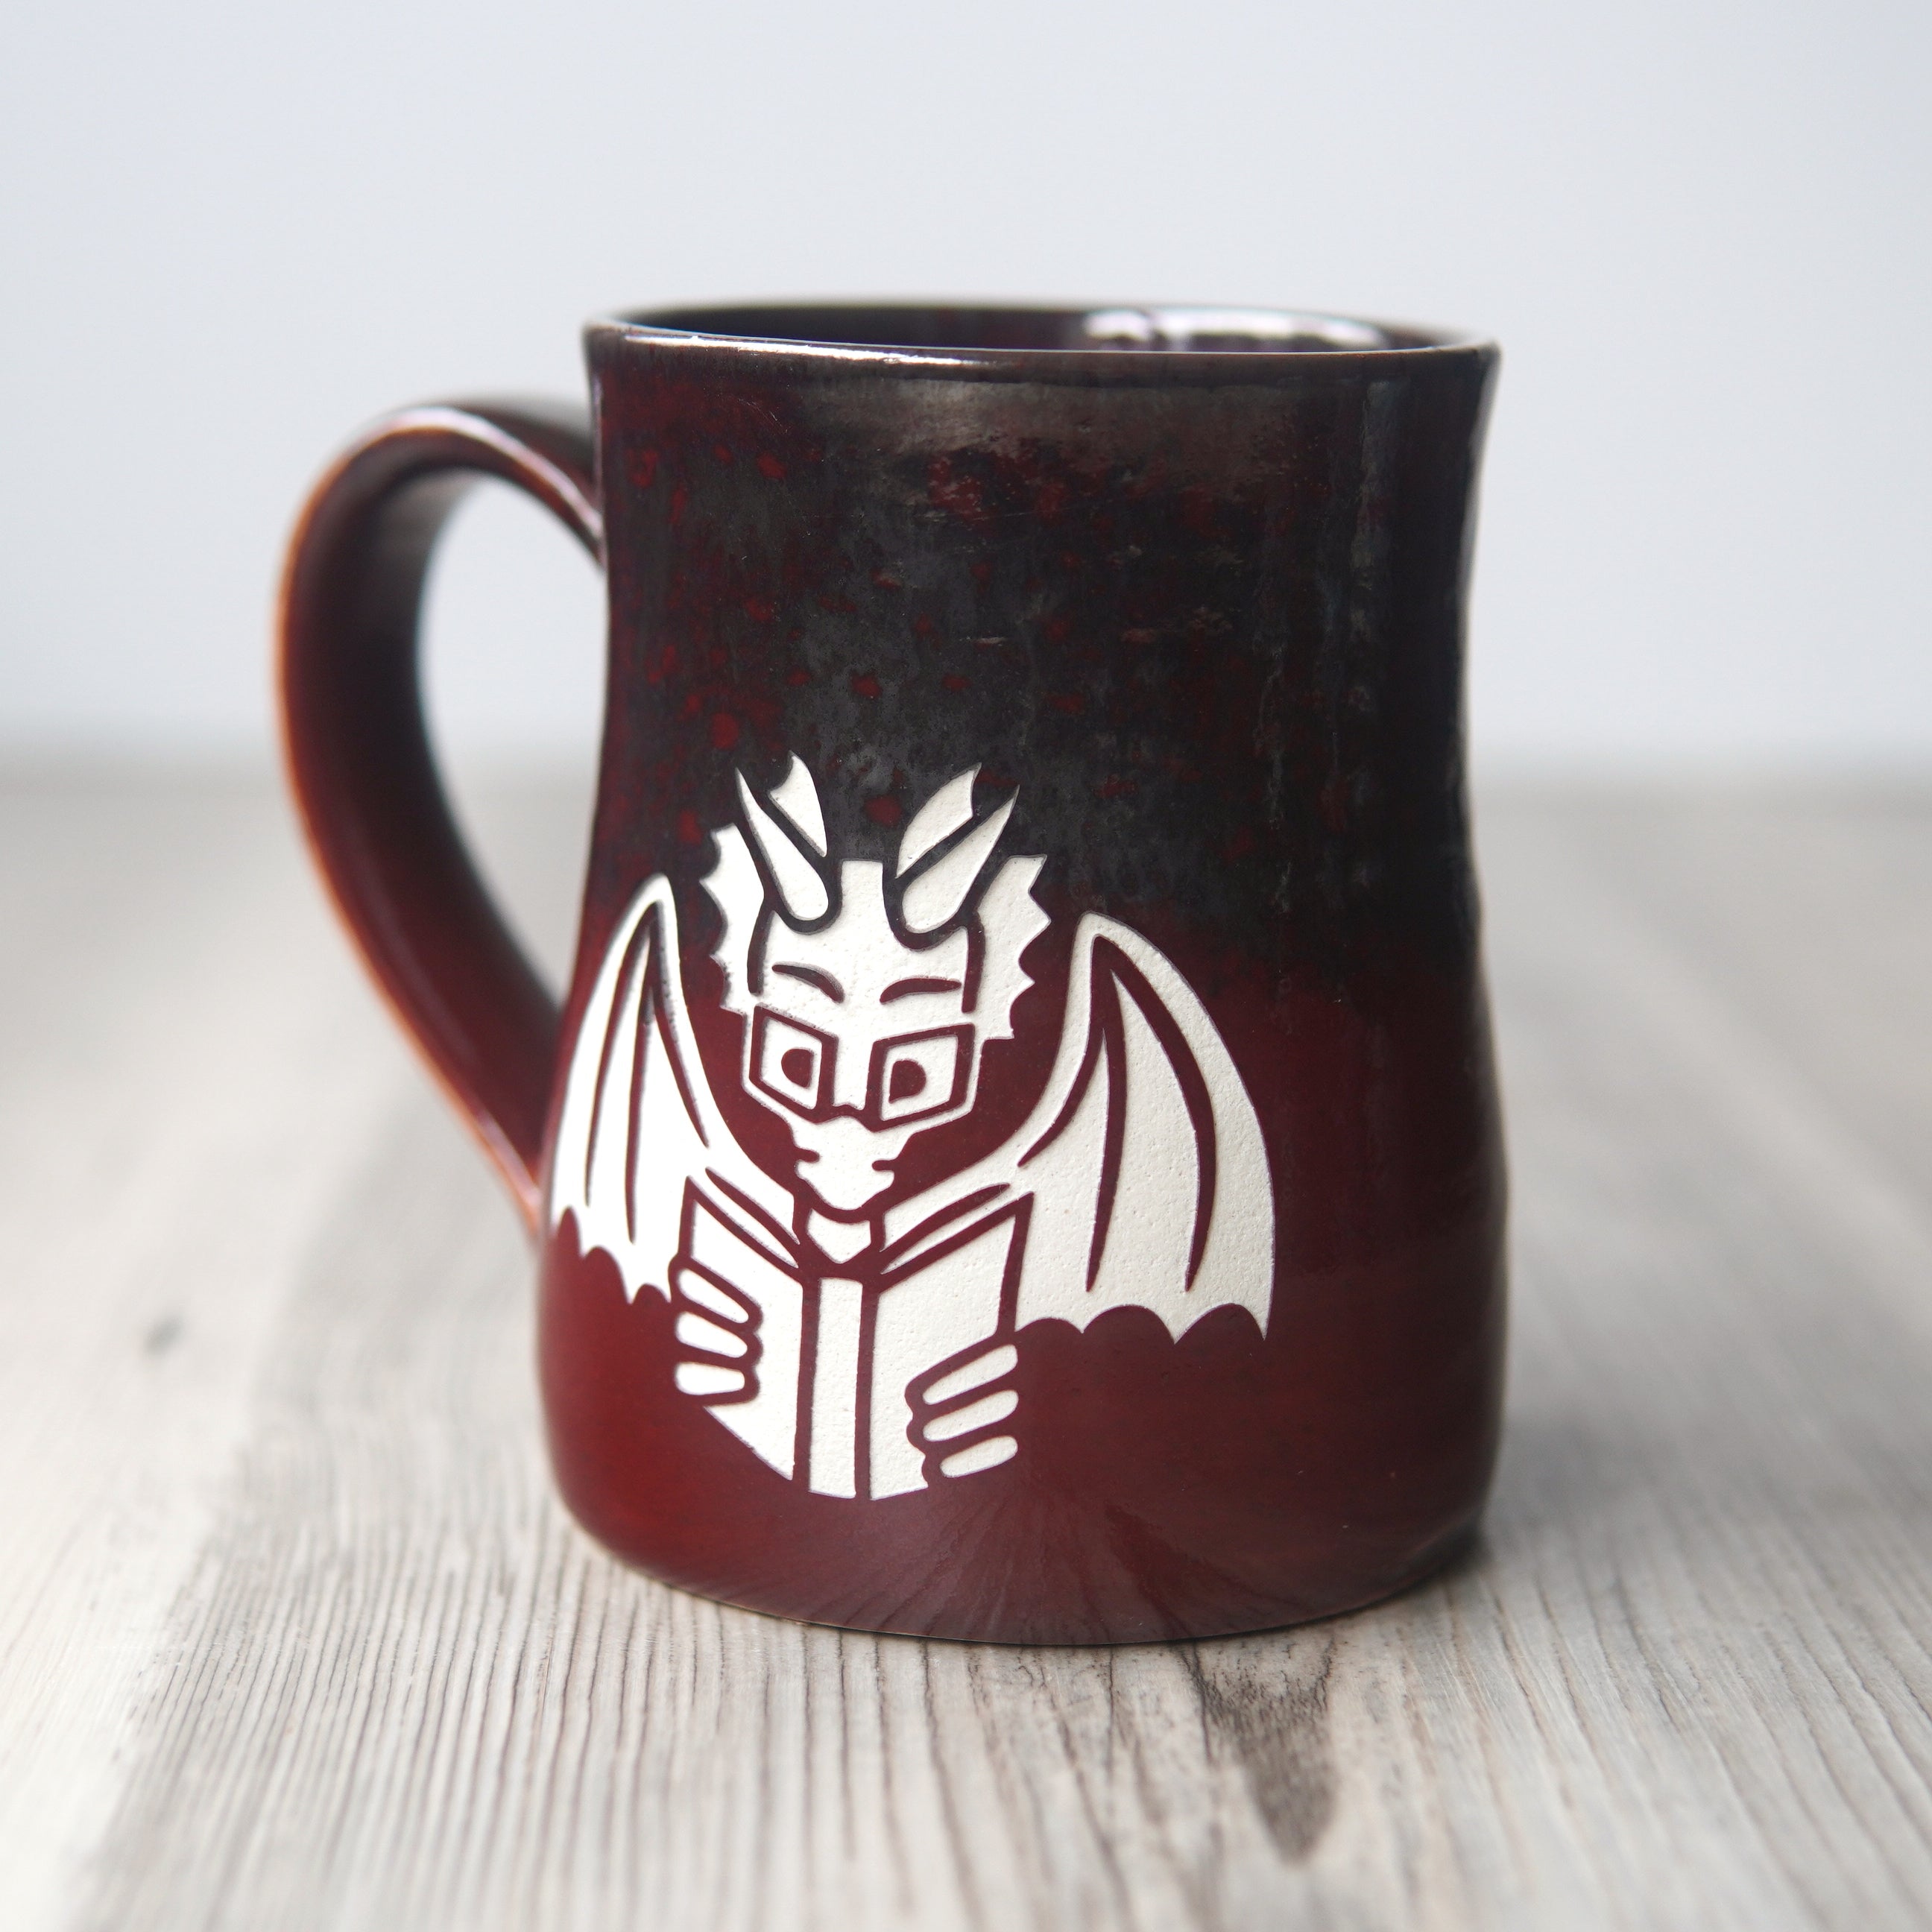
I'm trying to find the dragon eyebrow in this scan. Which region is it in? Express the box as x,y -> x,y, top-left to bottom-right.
771,962 -> 844,1002
881,976 -> 963,1003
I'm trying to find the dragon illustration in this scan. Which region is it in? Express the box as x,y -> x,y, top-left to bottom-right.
548,757 -> 1274,1500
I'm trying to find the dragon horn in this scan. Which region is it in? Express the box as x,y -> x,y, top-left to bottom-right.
897,766 -> 979,874
901,795 -> 1015,935
736,768 -> 830,921
765,754 -> 827,855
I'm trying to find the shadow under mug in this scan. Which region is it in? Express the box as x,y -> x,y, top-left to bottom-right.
280,303 -> 1506,1645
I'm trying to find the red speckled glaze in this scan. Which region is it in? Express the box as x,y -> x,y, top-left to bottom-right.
280,303 -> 1505,1644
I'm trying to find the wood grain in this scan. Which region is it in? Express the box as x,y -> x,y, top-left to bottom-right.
2,770 -> 1929,1930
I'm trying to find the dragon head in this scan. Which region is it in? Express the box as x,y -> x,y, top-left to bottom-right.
704,758 -> 1048,1219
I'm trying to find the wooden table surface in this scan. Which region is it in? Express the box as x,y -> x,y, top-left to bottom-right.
3,769 -> 1929,1931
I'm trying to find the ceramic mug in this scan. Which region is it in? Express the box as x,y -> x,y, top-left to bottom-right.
280,303 -> 1506,1644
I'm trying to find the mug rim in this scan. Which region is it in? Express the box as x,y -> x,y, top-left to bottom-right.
590,301 -> 1494,371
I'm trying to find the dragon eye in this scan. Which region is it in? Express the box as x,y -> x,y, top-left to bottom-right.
876,1032 -> 965,1124
754,1011 -> 827,1114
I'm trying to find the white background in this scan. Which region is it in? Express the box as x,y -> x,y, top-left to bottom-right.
2,0 -> 1928,776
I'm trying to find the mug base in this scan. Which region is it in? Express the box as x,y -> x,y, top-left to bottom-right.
540,1219 -> 1500,1647
562,1502 -> 1486,1646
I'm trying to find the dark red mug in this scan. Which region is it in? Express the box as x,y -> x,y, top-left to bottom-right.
280,303 -> 1506,1644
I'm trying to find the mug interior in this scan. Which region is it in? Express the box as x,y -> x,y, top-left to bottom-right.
621,303 -> 1461,355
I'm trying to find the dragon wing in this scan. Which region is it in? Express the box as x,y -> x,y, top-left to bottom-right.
883,915 -> 1275,1340
547,876 -> 795,1301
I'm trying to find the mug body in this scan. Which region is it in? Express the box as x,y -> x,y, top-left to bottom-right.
538,305 -> 1504,1644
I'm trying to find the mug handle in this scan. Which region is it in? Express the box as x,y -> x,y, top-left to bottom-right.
278,400 -> 603,1231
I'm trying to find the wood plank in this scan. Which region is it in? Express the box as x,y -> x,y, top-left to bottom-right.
1,774 -> 1928,1930
0,772 -> 449,1927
